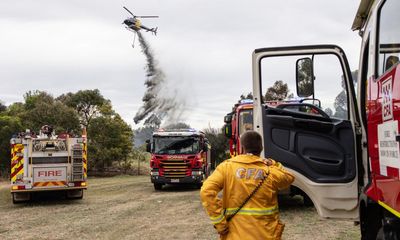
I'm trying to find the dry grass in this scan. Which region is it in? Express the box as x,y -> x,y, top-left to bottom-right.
0,176 -> 360,240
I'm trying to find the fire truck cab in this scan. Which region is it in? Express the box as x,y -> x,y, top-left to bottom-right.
224,99 -> 254,156
149,129 -> 212,190
252,0 -> 400,238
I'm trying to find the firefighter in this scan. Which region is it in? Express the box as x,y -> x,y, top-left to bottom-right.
200,130 -> 294,240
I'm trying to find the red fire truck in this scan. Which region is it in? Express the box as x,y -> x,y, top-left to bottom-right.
224,99 -> 254,156
223,98 -> 318,156
251,0 -> 400,238
148,129 -> 212,190
10,125 -> 87,203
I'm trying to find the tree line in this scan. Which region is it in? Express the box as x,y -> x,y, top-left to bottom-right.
0,89 -> 232,177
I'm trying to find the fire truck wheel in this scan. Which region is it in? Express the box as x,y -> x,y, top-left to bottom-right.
66,189 -> 83,199
376,228 -> 384,240
375,210 -> 400,240
154,183 -> 163,190
12,192 -> 31,204
360,199 -> 382,239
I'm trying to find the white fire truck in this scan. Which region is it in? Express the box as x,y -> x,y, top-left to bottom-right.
10,125 -> 87,203
251,0 -> 400,238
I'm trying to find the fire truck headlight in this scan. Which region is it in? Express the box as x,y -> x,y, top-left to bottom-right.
192,171 -> 202,176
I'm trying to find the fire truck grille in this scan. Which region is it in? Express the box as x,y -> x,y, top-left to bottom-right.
32,157 -> 68,164
160,159 -> 190,178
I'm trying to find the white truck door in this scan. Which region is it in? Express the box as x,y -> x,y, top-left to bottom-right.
252,45 -> 360,219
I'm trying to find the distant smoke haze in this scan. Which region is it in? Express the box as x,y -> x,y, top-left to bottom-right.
133,32 -> 186,126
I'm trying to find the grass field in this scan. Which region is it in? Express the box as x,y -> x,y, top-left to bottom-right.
0,176 -> 360,240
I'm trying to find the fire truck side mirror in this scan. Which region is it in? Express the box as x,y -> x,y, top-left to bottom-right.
224,124 -> 232,138
224,114 -> 233,123
145,139 -> 151,153
202,144 -> 208,152
202,139 -> 210,152
296,57 -> 314,98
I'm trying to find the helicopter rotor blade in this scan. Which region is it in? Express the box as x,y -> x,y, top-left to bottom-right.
136,16 -> 159,18
123,6 -> 135,17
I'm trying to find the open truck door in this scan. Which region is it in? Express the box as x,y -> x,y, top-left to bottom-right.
252,45 -> 361,219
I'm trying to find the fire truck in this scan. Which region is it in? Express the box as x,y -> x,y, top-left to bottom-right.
224,99 -> 254,156
10,125 -> 87,203
251,0 -> 400,238
223,98 -> 318,156
148,129 -> 212,190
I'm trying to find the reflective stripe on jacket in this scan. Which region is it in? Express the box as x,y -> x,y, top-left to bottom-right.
200,154 -> 295,240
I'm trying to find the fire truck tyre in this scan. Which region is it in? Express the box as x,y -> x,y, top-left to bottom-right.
196,182 -> 203,189
12,192 -> 31,204
66,189 -> 83,199
360,201 -> 382,239
154,183 -> 163,190
376,228 -> 384,240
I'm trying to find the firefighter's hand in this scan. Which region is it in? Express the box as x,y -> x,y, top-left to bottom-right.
218,227 -> 229,238
263,158 -> 275,166
214,224 -> 228,237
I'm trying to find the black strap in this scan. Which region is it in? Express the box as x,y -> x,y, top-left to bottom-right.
226,170 -> 269,222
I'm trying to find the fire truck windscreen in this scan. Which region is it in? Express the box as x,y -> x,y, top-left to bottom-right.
154,137 -> 200,155
238,109 -> 253,136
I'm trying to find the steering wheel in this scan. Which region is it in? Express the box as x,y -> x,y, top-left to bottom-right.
276,103 -> 330,119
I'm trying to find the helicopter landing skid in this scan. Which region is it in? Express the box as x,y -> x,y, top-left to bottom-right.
125,26 -> 137,48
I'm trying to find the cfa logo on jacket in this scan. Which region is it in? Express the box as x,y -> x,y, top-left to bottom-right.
235,168 -> 265,180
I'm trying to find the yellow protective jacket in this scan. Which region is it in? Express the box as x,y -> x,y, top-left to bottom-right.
200,154 -> 294,240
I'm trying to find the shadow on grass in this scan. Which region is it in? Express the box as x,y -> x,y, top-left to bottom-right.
157,183 -> 200,192
11,191 -> 85,207
278,195 -> 314,211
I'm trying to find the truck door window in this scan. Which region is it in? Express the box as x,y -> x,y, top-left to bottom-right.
377,0 -> 400,77
261,53 -> 350,120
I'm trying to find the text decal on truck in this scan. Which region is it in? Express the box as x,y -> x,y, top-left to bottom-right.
382,77 -> 393,121
33,167 -> 67,182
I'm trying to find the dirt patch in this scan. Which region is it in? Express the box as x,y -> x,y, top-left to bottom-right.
0,176 -> 360,240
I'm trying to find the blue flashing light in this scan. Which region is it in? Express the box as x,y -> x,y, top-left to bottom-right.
240,99 -> 253,104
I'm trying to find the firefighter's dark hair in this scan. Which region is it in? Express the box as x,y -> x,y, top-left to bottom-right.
240,130 -> 263,156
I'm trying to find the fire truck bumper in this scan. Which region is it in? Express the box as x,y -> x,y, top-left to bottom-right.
11,182 -> 87,192
151,175 -> 203,184
11,186 -> 87,193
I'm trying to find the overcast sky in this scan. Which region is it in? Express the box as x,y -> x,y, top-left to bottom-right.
0,0 -> 361,130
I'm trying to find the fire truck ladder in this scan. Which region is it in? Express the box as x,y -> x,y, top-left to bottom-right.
72,145 -> 84,182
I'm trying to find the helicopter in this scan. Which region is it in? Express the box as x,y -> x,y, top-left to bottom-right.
123,6 -> 158,35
